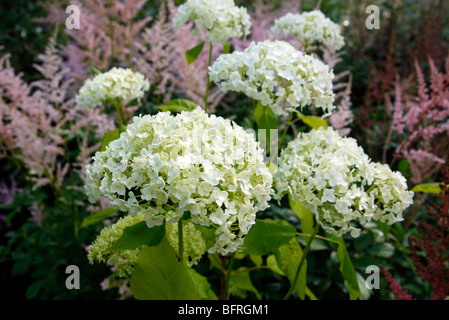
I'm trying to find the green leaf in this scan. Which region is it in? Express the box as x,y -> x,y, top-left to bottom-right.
289,196 -> 314,235
99,129 -> 120,152
397,158 -> 410,175
412,182 -> 442,194
187,268 -> 218,300
249,254 -> 262,267
185,41 -> 205,65
296,111 -> 327,129
254,101 -> 277,131
194,224 -> 218,251
26,280 -> 44,299
229,267 -> 261,299
274,238 -> 307,300
240,219 -> 297,255
109,220 -> 165,253
305,287 -> 318,300
367,242 -> 395,259
267,161 -> 277,175
267,254 -> 286,276
157,99 -> 199,113
130,238 -> 199,300
79,208 -> 118,229
332,235 -> 361,300
222,42 -> 231,54
302,115 -> 328,129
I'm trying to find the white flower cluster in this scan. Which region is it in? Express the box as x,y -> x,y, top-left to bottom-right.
85,107 -> 273,255
76,67 -> 150,109
272,11 -> 345,51
208,40 -> 335,116
173,0 -> 251,45
87,212 -> 147,278
274,127 -> 414,237
88,212 -> 207,275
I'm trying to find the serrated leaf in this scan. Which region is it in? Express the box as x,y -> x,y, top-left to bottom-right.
254,101 -> 277,131
240,219 -> 297,256
332,235 -> 361,300
249,254 -> 262,267
157,99 -> 199,113
412,182 -> 442,194
267,254 -> 286,276
109,220 -> 165,253
289,196 -> 314,235
274,238 -> 307,300
194,224 -> 218,251
357,272 -> 373,300
222,42 -> 231,54
229,267 -> 261,299
130,238 -> 199,300
79,208 -> 118,229
187,268 -> 218,300
301,115 -> 328,129
367,242 -> 395,259
99,129 -> 120,152
185,41 -> 205,65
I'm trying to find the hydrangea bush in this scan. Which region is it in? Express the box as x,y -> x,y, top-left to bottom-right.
274,127 -> 414,238
85,107 -> 273,255
79,4 -> 414,301
272,10 -> 345,50
209,40 -> 335,116
173,0 -> 251,45
2,0 -> 431,301
76,67 -> 150,109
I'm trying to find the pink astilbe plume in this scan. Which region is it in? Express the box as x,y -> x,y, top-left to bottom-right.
380,265 -> 414,300
409,160 -> 449,300
133,0 -> 226,112
40,0 -> 152,88
0,43 -> 65,189
321,45 -> 353,136
329,74 -> 354,136
387,56 -> 449,184
132,1 -> 177,102
0,36 -> 114,194
41,0 -> 226,112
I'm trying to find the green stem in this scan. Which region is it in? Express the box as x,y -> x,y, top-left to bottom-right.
221,252 -> 235,300
178,219 -> 183,263
283,223 -> 320,300
278,111 -> 294,151
204,42 -> 213,113
224,252 -> 236,298
111,98 -> 125,129
296,232 -> 339,245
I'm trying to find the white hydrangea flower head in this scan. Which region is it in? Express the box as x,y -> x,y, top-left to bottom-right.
87,212 -> 147,277
273,127 -> 414,237
85,107 -> 273,255
88,212 -> 207,274
272,11 -> 345,51
209,40 -> 335,117
173,0 -> 251,45
76,67 -> 150,109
